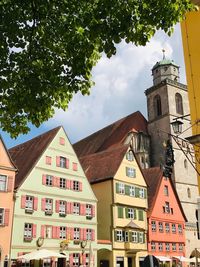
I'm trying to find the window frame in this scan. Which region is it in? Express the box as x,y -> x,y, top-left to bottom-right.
126,167 -> 136,178
24,223 -> 33,240
0,174 -> 7,192
0,208 -> 4,225
60,178 -> 66,189
151,221 -> 156,232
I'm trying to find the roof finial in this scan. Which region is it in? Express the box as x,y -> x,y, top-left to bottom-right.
162,49 -> 166,60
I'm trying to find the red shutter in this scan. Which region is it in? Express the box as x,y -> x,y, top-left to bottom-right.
91,205 -> 95,217
70,202 -> 74,214
56,200 -> 60,213
80,228 -> 84,240
70,228 -> 74,240
56,156 -> 60,167
57,226 -> 60,238
70,180 -> 74,190
69,254 -> 73,266
34,197 -> 38,211
4,209 -> 9,226
42,175 -> 46,185
53,177 -> 59,187
66,180 -> 71,189
60,137 -> 65,145
80,204 -> 85,216
7,176 -> 13,192
41,225 -> 45,238
91,229 -> 95,241
66,202 -> 71,214
52,226 -> 57,239
79,182 -> 83,192
83,229 -> 87,241
21,195 -> 26,209
82,254 -> 86,265
66,158 -> 69,169
41,198 -> 46,211
73,163 -> 78,171
32,224 -> 37,238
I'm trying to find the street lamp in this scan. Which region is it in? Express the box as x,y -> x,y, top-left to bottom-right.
170,120 -> 184,135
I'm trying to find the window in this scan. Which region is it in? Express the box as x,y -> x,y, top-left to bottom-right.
21,261 -> 30,267
139,232 -> 144,243
85,254 -> 89,267
86,204 -> 92,218
74,228 -> 80,240
175,93 -> 183,115
124,231 -> 129,242
139,188 -> 145,198
60,178 -> 66,189
158,222 -> 163,232
45,199 -> 53,214
154,94 -> 162,117
59,201 -> 66,216
73,253 -> 80,267
163,202 -> 170,213
165,243 -> 170,251
25,196 -> 34,211
178,224 -> 183,234
165,223 -> 170,233
158,243 -> 163,251
73,163 -> 78,171
126,167 -> 136,178
118,183 -> 125,194
187,188 -> 191,198
0,208 -> 4,225
73,203 -> 80,215
179,243 -> 183,251
164,185 -> 169,196
86,229 -> 92,240
131,231 -> 138,243
45,226 -> 52,238
151,242 -> 156,251
60,227 -> 66,239
24,223 -> 33,240
43,259 -> 51,267
0,175 -> 7,191
46,175 -> 53,186
126,151 -> 134,161
172,243 -> 176,251
73,181 -> 80,191
59,137 -> 65,145
172,224 -> 176,233
60,157 -> 67,168
127,208 -> 135,219
129,186 -> 135,197
116,230 -> 123,242
151,221 -> 156,232
184,159 -> 188,169
45,156 -> 52,165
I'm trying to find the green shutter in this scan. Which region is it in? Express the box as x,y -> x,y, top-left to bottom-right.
116,183 -> 120,193
125,208 -> 129,218
129,232 -> 132,242
144,189 -> 147,199
126,167 -> 129,176
114,230 -> 117,241
137,232 -> 140,243
125,185 -> 130,195
143,232 -> 145,243
138,210 -> 144,221
134,209 -> 137,220
118,206 -> 123,218
135,187 -> 140,197
133,168 -> 136,178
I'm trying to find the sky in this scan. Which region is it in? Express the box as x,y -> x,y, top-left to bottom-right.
0,24 -> 187,148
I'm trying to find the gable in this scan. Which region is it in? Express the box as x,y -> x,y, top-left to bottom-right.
0,137 -> 16,170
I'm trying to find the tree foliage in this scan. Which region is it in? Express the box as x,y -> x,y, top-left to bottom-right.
0,0 -> 195,137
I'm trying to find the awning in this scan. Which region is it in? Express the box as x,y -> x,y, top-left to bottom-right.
17,249 -> 68,260
155,256 -> 171,262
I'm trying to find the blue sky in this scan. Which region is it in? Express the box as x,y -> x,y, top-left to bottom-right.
0,24 -> 187,149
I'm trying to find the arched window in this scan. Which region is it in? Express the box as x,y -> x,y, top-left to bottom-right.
154,94 -> 162,117
187,187 -> 191,198
175,93 -> 183,115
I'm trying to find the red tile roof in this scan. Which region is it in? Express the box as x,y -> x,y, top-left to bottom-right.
143,167 -> 187,221
9,127 -> 61,188
80,144 -> 129,183
74,111 -> 148,157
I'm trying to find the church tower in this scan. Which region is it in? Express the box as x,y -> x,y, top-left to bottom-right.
145,54 -> 200,257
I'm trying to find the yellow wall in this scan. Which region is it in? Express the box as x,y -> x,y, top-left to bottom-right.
181,10 -> 200,190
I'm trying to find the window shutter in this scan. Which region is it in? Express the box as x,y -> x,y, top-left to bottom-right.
69,254 -> 73,266
73,163 -> 78,171
41,198 -> 46,211
137,232 -> 140,243
82,254 -> 86,265
116,183 -> 120,193
56,156 -> 60,167
7,176 -> 13,192
55,200 -> 60,213
52,226 -> 57,239
57,227 -> 60,238
144,189 -> 147,199
70,180 -> 74,190
126,167 -> 129,176
125,208 -> 129,218
114,230 -> 117,241
80,228 -> 84,240
91,205 -> 95,217
53,177 -> 59,187
70,202 -> 74,214
135,187 -> 140,198
32,224 -> 37,238
42,175 -> 46,185
143,232 -> 145,243
66,180 -> 71,189
4,209 -> 9,226
79,182 -> 83,192
41,225 -> 45,238
33,197 -> 38,211
91,229 -> 95,241
80,204 -> 85,216
138,210 -> 144,221
118,207 -> 123,218
66,158 -> 69,169
67,202 -> 71,214
83,229 -> 87,241
21,195 -> 26,209
125,185 -> 129,195
70,228 -> 74,240
134,209 -> 137,220
129,232 -> 132,242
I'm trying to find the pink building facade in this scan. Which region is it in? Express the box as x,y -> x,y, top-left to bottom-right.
143,167 -> 186,260
0,136 -> 17,267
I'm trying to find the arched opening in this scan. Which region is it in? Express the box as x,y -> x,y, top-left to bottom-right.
187,187 -> 191,198
153,94 -> 162,117
175,93 -> 183,115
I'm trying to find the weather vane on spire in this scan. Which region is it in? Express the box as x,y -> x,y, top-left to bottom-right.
162,49 -> 166,60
